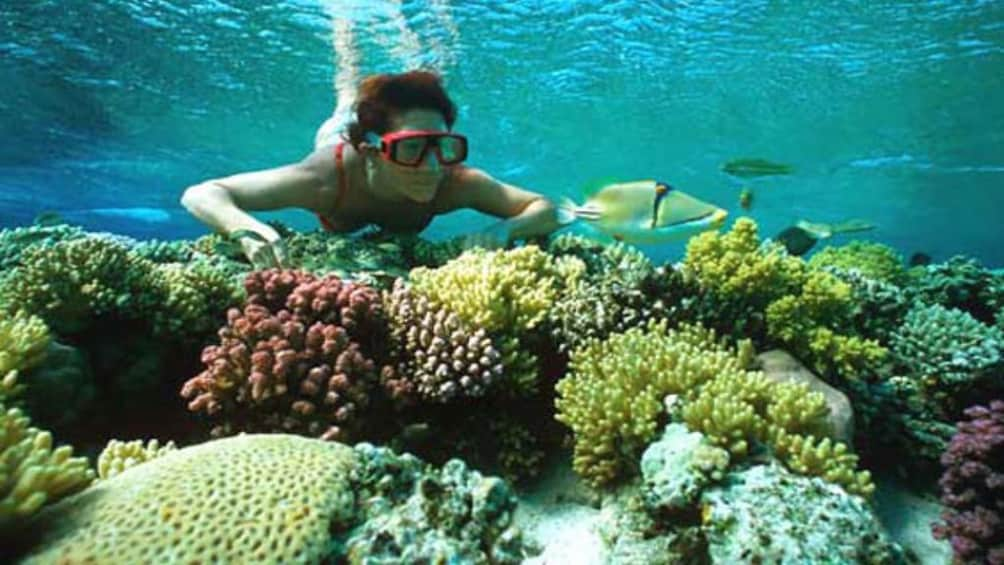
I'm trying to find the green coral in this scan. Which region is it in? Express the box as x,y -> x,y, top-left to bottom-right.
889,303 -> 1003,409
768,428 -> 874,497
148,261 -> 243,340
0,224 -> 88,272
96,438 -> 177,480
0,237 -> 158,334
0,402 -> 94,531
907,255 -> 1003,325
132,239 -> 195,263
808,241 -> 907,285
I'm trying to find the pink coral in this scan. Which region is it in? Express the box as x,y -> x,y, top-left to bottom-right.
932,399 -> 1004,564
181,270 -> 388,441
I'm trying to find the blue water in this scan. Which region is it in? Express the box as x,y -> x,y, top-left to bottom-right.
1,0 -> 1002,265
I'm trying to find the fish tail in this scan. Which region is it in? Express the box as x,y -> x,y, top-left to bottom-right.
556,197 -> 579,226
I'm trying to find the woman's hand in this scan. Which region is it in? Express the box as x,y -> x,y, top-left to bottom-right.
240,235 -> 289,269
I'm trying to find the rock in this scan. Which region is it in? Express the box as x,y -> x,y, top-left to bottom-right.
757,349 -> 854,444
701,463 -> 907,563
640,423 -> 730,517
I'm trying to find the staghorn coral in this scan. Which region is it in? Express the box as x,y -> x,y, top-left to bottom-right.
382,279 -> 502,404
555,320 -> 754,487
181,270 -> 387,442
96,438 -> 177,480
0,237 -> 158,334
808,241 -> 907,285
0,402 -> 93,531
932,400 -> 1004,565
19,434 -> 358,563
890,303 -> 1003,411
0,313 -> 50,401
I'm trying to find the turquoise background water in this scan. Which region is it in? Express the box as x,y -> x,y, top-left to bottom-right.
1,0 -> 1002,265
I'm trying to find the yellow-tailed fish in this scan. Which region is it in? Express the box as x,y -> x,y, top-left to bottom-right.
558,180 -> 728,244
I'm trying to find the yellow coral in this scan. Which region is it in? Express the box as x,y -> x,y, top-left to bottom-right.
409,246 -> 579,396
408,246 -> 573,333
766,381 -> 831,437
0,403 -> 94,529
0,313 -> 50,400
683,217 -> 803,305
97,439 -> 177,480
555,320 -> 751,486
768,427 -> 874,498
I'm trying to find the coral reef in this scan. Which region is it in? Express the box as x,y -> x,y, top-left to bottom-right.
0,237 -> 158,334
0,313 -> 50,401
555,320 -> 753,486
0,402 -> 93,531
0,224 -> 88,272
18,434 -> 358,563
181,270 -> 387,441
701,463 -> 904,563
640,423 -> 730,517
382,278 -> 503,404
890,303 -> 1003,411
932,400 -> 1004,564
96,438 -> 177,480
409,246 -> 578,396
682,217 -> 886,381
908,255 -> 1004,325
808,240 -> 908,285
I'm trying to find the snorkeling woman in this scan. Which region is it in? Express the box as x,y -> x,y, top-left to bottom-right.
181,70 -> 560,267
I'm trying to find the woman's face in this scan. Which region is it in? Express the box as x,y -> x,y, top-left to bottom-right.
364,108 -> 450,204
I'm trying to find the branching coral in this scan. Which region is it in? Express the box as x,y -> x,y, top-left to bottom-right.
408,246 -> 578,396
382,279 -> 503,404
0,313 -> 50,401
96,438 -> 177,480
890,303 -> 1003,412
808,241 -> 907,285
827,267 -> 912,342
932,400 -> 1004,564
0,224 -> 88,272
546,235 -> 677,352
556,319 -> 873,495
181,270 -> 388,441
555,320 -> 754,486
908,255 -> 1003,325
149,261 -> 243,340
0,402 -> 93,531
683,218 -> 886,381
0,237 -> 158,334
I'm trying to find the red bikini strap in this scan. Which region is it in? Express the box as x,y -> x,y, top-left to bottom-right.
317,142 -> 348,232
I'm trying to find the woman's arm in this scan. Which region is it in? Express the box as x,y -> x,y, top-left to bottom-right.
444,167 -> 561,242
180,148 -> 335,264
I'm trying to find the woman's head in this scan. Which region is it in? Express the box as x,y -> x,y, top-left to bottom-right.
347,71 -> 460,203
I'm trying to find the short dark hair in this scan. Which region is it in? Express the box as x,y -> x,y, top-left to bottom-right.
346,70 -> 457,148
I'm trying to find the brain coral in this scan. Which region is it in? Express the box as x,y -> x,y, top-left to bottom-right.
20,434 -> 357,564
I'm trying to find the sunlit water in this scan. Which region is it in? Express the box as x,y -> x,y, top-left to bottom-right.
1,0 -> 1002,265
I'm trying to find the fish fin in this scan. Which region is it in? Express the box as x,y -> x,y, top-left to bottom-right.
830,219 -> 876,234
795,220 -> 833,239
581,177 -> 621,198
556,198 -> 579,226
